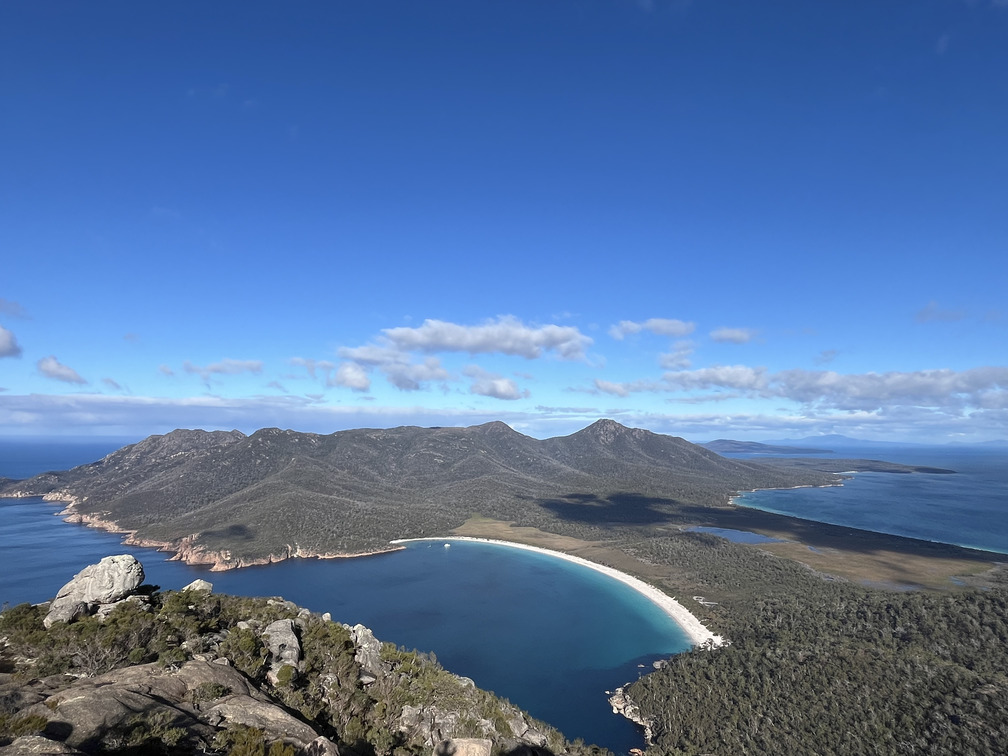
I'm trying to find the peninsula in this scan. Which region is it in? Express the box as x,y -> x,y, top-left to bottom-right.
0,419 -> 943,572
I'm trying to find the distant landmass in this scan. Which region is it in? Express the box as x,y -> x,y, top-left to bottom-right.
0,419 -> 947,570
763,434 -> 936,449
700,439 -> 833,455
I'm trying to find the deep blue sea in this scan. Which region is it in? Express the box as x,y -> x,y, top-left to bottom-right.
0,439 -> 689,755
732,446 -> 1008,555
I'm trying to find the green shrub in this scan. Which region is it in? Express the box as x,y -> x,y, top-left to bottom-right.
190,681 -> 232,706
0,713 -> 48,741
212,725 -> 295,756
219,627 -> 268,680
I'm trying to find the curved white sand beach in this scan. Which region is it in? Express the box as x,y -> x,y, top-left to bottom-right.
391,536 -> 726,649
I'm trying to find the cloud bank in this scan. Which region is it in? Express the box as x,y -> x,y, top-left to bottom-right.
383,316 -> 591,360
594,365 -> 1008,413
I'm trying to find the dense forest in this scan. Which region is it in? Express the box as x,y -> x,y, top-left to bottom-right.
622,531 -> 1008,755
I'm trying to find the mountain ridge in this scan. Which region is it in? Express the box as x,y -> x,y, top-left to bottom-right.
0,420 -> 900,570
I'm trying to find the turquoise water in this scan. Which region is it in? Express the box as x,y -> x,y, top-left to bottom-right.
734,447 -> 1008,554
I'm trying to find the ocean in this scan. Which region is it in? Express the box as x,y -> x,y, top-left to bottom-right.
0,439 -> 688,755
731,446 -> 1008,555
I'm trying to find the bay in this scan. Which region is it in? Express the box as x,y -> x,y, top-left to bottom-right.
0,440 -> 689,755
734,446 -> 1008,555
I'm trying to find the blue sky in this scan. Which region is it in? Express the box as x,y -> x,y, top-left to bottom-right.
1,0 -> 1006,443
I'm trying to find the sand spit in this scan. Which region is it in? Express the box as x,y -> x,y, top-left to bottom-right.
391,536 -> 726,649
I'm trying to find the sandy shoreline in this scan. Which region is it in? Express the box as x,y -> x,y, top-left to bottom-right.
391,536 -> 726,649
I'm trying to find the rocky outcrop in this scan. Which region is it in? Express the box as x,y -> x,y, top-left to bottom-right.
44,555 -> 145,628
347,623 -> 388,684
608,685 -> 653,745
182,579 -> 213,592
19,660 -> 337,753
0,734 -> 85,754
434,738 -> 492,756
262,619 -> 302,685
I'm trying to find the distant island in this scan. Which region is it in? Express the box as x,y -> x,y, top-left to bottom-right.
2,419 -> 1005,755
699,439 -> 834,455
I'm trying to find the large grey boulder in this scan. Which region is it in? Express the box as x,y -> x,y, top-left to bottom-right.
348,623 -> 388,683
262,619 -> 302,685
21,660 -> 326,752
435,739 -> 492,756
44,555 -> 145,628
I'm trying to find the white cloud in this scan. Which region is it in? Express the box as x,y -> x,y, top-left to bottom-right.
664,365 -> 769,391
383,357 -> 451,391
336,345 -> 448,392
592,378 -> 667,397
710,327 -> 757,344
159,364 -> 175,377
337,345 -> 404,366
183,359 -> 263,382
38,355 -> 86,384
773,366 -> 1008,411
334,316 -> 590,394
102,378 -> 124,392
383,316 -> 592,360
0,326 -> 22,358
330,362 -> 371,392
658,340 -> 694,369
606,363 -> 1008,414
609,318 -> 695,340
594,379 -> 630,397
464,366 -> 529,400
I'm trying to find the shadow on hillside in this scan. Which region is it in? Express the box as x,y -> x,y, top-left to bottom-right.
202,523 -> 255,540
538,491 -> 685,526
678,503 -> 1001,564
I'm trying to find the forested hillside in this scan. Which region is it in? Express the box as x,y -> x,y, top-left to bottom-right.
0,420 -> 847,565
